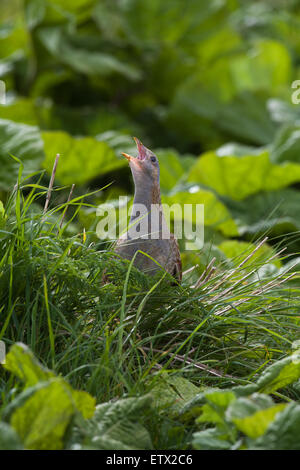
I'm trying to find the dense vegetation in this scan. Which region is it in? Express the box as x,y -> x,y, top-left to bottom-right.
0,0 -> 300,450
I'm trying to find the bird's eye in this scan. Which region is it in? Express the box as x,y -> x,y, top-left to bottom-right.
150,156 -> 156,163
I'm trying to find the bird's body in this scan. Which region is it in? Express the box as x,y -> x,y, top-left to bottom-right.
114,138 -> 182,282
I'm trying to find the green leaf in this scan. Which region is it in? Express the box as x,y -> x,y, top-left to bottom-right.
233,403 -> 287,439
42,130 -> 125,185
188,150 -> 300,200
163,188 -> 239,237
0,99 -> 38,125
217,240 -> 281,269
0,119 -> 44,191
193,428 -> 232,450
156,149 -> 194,193
168,38 -> 290,146
271,125 -> 300,164
0,21 -> 30,60
4,344 -> 96,449
256,354 -> 300,394
204,389 -> 236,409
226,394 -> 274,421
225,393 -> 287,439
10,379 -> 80,450
0,422 -> 23,450
151,374 -> 201,417
226,188 -> 300,237
196,389 -> 236,426
72,395 -> 153,450
38,27 -> 141,80
252,403 -> 300,450
72,390 -> 95,420
4,343 -> 54,387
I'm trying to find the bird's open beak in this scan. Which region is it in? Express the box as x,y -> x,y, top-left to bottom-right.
133,137 -> 147,160
121,152 -> 132,162
121,137 -> 147,164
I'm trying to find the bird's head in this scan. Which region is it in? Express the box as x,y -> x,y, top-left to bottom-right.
122,137 -> 160,188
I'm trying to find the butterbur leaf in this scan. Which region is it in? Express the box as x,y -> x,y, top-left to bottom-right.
38,27 -> 141,80
217,240 -> 281,268
226,394 -> 274,421
72,395 -> 153,450
270,125 -> 300,164
251,403 -> 300,450
42,130 -> 124,184
10,379 -> 79,450
196,403 -> 224,425
256,354 -> 300,394
4,343 -> 54,387
188,150 -> 300,200
0,422 -> 23,450
0,99 -> 38,126
0,119 -> 44,191
226,188 -> 300,237
72,390 -> 95,420
204,389 -> 236,409
233,403 -> 287,439
155,149 -> 194,192
163,189 -> 238,237
193,428 -> 232,450
151,374 -> 201,417
195,389 -> 236,427
4,343 -> 96,449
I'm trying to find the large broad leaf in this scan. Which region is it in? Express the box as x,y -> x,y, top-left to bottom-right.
226,188 -> 300,237
42,130 -> 126,185
196,389 -> 236,426
168,38 -> 291,147
256,354 -> 300,394
38,27 -> 141,80
10,379 -> 82,450
270,125 -> 300,164
233,403 -> 287,439
251,403 -> 300,450
70,395 -> 153,450
188,150 -> 300,200
0,119 -> 44,190
217,240 -> 281,269
0,21 -> 30,60
226,393 -> 286,439
163,188 -> 239,238
193,428 -> 232,450
4,343 -> 54,387
156,149 -> 194,193
150,374 -> 201,417
0,422 -> 23,450
3,343 -> 96,449
0,99 -> 38,125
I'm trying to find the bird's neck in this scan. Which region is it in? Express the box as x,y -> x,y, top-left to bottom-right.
132,182 -> 161,211
129,179 -> 169,238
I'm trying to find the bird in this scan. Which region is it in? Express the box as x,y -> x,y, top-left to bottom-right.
114,137 -> 182,282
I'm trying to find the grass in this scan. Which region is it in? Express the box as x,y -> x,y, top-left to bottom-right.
0,166 -> 300,449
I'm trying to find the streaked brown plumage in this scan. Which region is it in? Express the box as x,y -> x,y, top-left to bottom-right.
114,138 -> 182,282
